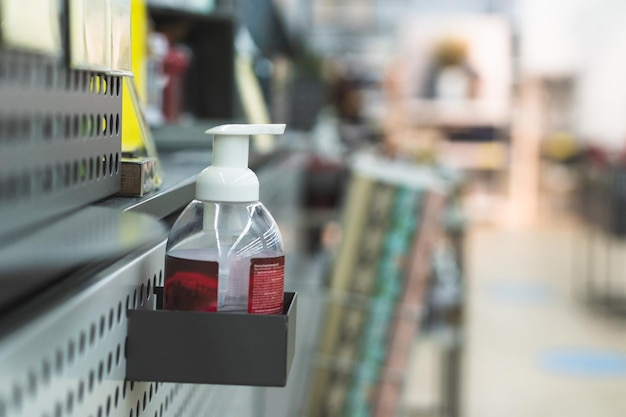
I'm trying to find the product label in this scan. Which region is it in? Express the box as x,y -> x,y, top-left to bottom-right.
248,256 -> 285,314
164,254 -> 218,312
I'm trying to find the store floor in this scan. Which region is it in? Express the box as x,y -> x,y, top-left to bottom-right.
461,220 -> 626,417
403,215 -> 626,416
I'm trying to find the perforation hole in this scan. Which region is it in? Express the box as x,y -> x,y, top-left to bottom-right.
97,155 -> 103,178
89,157 -> 95,181
101,114 -> 108,136
63,115 -> 71,139
5,117 -> 17,141
89,114 -> 96,137
107,352 -> 113,374
21,116 -> 32,140
54,401 -> 62,417
115,386 -> 120,407
88,370 -> 95,392
73,114 -> 80,138
12,384 -> 22,410
107,309 -> 114,332
106,396 -> 111,416
143,391 -> 147,410
89,75 -> 98,94
80,114 -> 87,137
71,160 -> 78,184
97,405 -> 103,417
136,400 -> 140,416
116,77 -> 121,96
109,153 -> 114,176
27,371 -> 37,395
55,114 -> 64,138
78,380 -> 84,402
147,279 -> 152,301
102,154 -> 108,177
80,158 -> 88,182
98,361 -> 104,382
42,359 -> 51,385
79,331 -> 86,354
55,349 -> 63,374
115,152 -> 120,174
89,323 -> 96,346
63,162 -> 71,186
117,301 -> 123,323
116,344 -> 121,366
96,114 -> 102,137
99,315 -> 106,338
43,115 -> 53,140
115,114 -> 120,135
133,289 -> 138,308
43,165 -> 53,192
66,391 -> 74,414
140,283 -> 145,306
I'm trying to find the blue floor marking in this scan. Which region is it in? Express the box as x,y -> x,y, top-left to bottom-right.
487,281 -> 556,305
540,348 -> 626,377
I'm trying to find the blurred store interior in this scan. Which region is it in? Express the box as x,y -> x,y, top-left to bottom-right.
2,0 -> 626,417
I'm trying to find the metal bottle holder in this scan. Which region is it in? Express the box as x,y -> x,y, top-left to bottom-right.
126,288 -> 297,387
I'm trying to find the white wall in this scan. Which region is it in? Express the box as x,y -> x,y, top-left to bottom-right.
519,0 -> 626,149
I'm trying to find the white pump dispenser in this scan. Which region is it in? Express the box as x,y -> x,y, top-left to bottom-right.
197,124 -> 286,202
164,123 -> 287,315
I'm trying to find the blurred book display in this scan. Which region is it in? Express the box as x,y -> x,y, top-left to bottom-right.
306,152 -> 450,417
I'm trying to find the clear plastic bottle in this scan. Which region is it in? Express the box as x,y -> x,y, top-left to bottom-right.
165,200 -> 284,313
164,124 -> 286,314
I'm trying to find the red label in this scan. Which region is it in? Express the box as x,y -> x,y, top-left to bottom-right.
248,256 -> 285,314
164,255 -> 218,312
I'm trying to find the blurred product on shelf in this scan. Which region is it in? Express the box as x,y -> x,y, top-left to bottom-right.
163,41 -> 192,122
423,37 -> 480,101
379,15 -> 511,170
145,31 -> 169,126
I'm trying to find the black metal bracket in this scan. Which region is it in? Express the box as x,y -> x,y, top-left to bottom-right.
126,287 -> 296,387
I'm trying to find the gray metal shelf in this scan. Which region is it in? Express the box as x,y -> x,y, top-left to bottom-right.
0,147 -> 319,417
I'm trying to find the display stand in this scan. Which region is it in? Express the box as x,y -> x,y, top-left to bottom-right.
305,151 -> 460,417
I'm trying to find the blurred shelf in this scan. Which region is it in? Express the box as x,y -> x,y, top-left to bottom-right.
440,141 -> 509,170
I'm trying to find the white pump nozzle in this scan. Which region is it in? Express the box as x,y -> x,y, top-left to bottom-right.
196,124 -> 286,202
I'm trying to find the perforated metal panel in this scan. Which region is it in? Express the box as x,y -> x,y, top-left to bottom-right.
0,240 -> 256,417
0,48 -> 122,238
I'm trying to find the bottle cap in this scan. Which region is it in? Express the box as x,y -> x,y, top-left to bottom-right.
197,124 -> 286,202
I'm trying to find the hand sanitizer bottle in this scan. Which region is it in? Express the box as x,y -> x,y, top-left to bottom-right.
164,124 -> 286,314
